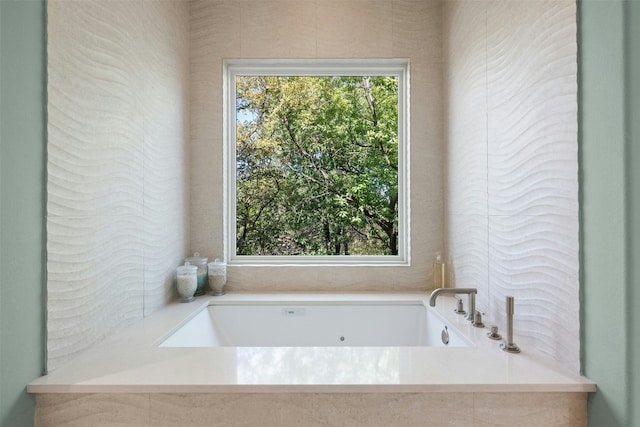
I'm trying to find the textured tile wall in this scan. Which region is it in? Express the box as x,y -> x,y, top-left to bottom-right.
46,0 -> 190,371
45,0 -> 578,375
443,0 -> 579,371
190,0 -> 445,291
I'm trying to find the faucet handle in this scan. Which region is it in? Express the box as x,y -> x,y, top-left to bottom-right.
487,325 -> 502,340
472,310 -> 485,328
453,298 -> 466,315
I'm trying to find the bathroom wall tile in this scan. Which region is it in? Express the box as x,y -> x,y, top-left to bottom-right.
143,0 -> 190,76
240,1 -> 317,58
143,204 -> 189,314
189,93 -> 223,260
412,215 -> 448,289
442,0 -> 485,63
47,0 -> 190,369
410,59 -> 445,285
190,181 -> 224,261
445,137 -> 488,218
142,177 -> 189,313
190,78 -> 222,180
36,394 -> 150,427
443,0 -> 487,217
189,0 -> 444,291
190,0 -> 241,62
47,0 -> 145,218
411,59 -> 444,171
189,72 -> 222,151
189,18 -> 224,260
142,0 -> 191,315
229,264 -> 430,292
486,0 -> 578,217
488,214 -> 580,371
447,214 -> 489,307
473,392 -> 587,427
189,77 -> 225,172
444,0 -> 579,372
317,1 -> 393,58
46,215 -> 144,371
443,0 -> 490,308
392,0 -> 442,61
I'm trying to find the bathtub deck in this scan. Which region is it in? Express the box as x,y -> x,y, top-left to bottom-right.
28,293 -> 595,394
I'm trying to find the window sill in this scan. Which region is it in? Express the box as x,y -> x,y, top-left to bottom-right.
228,255 -> 409,267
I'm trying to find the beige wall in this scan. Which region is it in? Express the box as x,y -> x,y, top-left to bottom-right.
190,0 -> 445,291
443,0 -> 579,371
46,0 -> 190,371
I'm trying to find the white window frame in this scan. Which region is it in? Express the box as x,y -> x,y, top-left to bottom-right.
224,59 -> 410,266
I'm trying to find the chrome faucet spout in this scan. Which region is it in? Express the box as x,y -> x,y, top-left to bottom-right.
428,287 -> 477,307
429,287 -> 479,326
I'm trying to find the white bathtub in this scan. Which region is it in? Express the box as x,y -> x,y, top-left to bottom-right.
28,292 -> 596,427
159,300 -> 470,348
27,293 -> 597,393
29,291 -> 595,427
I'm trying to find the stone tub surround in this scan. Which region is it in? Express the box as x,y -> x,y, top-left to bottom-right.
28,293 -> 594,394
35,392 -> 587,427
31,294 -> 593,426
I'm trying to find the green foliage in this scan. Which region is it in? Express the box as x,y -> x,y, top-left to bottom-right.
235,75 -> 399,256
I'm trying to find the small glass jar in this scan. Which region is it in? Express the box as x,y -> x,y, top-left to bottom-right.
185,252 -> 208,296
207,258 -> 227,296
176,262 -> 197,302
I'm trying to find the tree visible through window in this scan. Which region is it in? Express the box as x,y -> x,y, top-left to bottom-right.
234,70 -> 401,257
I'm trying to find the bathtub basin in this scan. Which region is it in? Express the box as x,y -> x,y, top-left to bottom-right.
159,301 -> 470,347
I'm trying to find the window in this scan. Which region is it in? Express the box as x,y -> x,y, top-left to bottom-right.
225,60 -> 409,265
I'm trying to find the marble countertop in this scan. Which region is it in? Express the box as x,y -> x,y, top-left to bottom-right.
28,292 -> 595,394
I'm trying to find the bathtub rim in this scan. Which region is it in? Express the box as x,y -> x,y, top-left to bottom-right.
28,292 -> 596,394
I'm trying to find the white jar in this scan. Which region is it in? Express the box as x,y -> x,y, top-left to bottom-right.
185,252 -> 208,296
207,258 -> 227,296
176,262 -> 197,302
